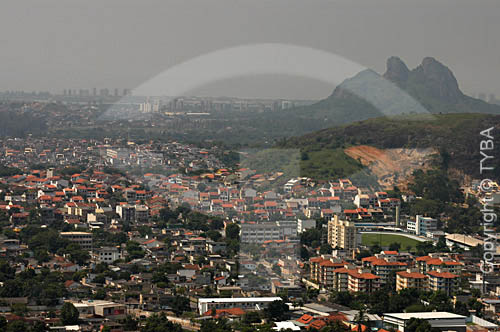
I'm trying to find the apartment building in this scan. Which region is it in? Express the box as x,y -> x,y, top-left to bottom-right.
407,215 -> 437,236
347,268 -> 381,293
332,267 -> 351,292
94,246 -> 122,263
116,204 -> 135,222
427,270 -> 459,296
416,255 -> 462,275
328,216 -> 358,250
362,257 -> 407,284
60,231 -> 92,250
240,221 -> 297,243
396,269 -> 428,291
318,259 -> 348,287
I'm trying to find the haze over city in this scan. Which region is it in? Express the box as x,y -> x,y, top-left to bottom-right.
1,0 -> 499,99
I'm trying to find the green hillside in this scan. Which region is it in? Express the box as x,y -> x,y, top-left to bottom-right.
280,113 -> 500,181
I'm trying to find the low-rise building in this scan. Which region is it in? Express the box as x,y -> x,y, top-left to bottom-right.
383,312 -> 466,332
198,297 -> 282,314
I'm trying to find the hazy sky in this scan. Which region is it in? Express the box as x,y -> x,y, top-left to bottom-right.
1,0 -> 499,99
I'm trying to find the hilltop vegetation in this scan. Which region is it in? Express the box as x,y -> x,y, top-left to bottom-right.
240,148 -> 365,182
280,113 -> 500,181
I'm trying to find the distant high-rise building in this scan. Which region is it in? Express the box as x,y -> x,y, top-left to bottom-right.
114,88 -> 119,97
281,100 -> 294,110
93,88 -> 97,96
99,88 -> 109,97
153,99 -> 161,113
140,98 -> 152,113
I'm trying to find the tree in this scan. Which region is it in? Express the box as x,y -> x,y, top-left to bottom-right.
356,250 -> 372,261
324,321 -> 349,332
454,301 -> 469,316
121,315 -> 138,331
243,311 -> 261,324
329,291 -> 353,307
159,207 -> 177,223
64,243 -> 90,265
141,313 -> 183,332
200,319 -> 232,332
370,244 -> 382,254
300,228 -> 322,247
206,230 -> 222,242
266,300 -> 289,321
405,318 -> 436,332
354,305 -> 367,332
126,241 -> 145,260
31,321 -> 48,332
300,246 -> 310,260
428,291 -> 453,311
388,242 -> 401,251
169,295 -> 190,316
60,302 -> 79,325
11,303 -> 28,316
6,320 -> 28,332
320,243 -> 333,254
225,223 -> 240,240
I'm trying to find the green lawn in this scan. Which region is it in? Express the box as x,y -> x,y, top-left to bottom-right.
361,233 -> 422,251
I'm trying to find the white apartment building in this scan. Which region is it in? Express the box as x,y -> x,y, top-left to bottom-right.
240,221 -> 298,243
240,223 -> 282,243
95,246 -> 122,263
407,215 -> 437,236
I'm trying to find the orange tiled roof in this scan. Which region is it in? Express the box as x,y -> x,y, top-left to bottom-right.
427,270 -> 458,279
396,271 -> 427,279
297,314 -> 314,324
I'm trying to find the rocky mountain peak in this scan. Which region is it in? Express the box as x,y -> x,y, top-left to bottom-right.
413,57 -> 463,102
383,56 -> 410,86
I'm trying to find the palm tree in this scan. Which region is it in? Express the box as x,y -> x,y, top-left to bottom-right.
354,305 -> 367,332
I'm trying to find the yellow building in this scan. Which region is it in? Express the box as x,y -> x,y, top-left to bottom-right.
427,270 -> 459,296
396,269 -> 428,291
328,216 -> 358,250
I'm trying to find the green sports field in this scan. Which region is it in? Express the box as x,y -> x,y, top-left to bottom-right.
361,233 -> 422,251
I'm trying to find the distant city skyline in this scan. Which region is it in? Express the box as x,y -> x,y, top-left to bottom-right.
0,0 -> 499,99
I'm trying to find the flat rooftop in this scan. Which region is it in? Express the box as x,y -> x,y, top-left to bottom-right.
384,312 -> 466,320
199,297 -> 281,303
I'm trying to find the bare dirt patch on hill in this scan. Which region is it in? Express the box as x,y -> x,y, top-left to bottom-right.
344,145 -> 437,189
